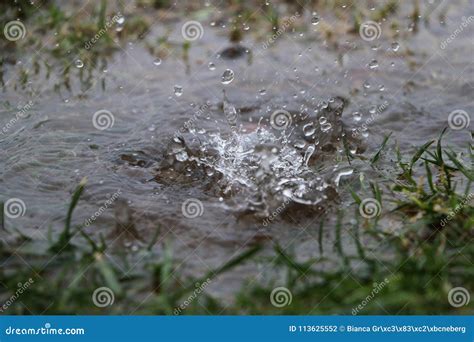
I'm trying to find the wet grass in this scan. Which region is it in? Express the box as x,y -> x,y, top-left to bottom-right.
1,129 -> 472,314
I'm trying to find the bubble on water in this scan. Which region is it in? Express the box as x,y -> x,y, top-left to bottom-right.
259,89 -> 266,95
221,69 -> 234,84
75,59 -> 84,68
378,84 -> 385,91
319,116 -> 327,125
243,23 -> 250,31
208,62 -> 216,70
368,59 -> 378,70
363,80 -> 371,89
352,111 -> 362,122
303,123 -> 316,137
369,106 -> 377,114
174,85 -> 183,97
391,42 -> 400,52
153,58 -> 162,66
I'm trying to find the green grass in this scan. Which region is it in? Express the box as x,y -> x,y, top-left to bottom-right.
1,129 -> 472,314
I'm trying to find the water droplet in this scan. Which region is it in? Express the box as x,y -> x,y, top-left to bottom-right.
117,16 -> 125,25
304,145 -> 315,166
174,85 -> 183,97
221,69 -> 234,84
368,59 -> 378,70
363,80 -> 371,89
208,62 -> 216,70
259,89 -> 266,95
153,58 -> 161,66
391,42 -> 400,52
321,122 -> 332,133
352,111 -> 362,122
75,59 -> 84,68
311,14 -> 320,25
303,123 -> 316,137
175,150 -> 188,162
319,116 -> 327,124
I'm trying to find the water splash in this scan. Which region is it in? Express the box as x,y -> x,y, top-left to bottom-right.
160,94 -> 354,218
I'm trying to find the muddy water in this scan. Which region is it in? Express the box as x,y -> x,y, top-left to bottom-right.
1,2 -> 473,301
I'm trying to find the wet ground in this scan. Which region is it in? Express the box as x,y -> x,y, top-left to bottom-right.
1,1 -> 473,303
